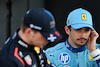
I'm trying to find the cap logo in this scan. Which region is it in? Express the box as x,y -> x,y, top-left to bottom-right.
50,21 -> 55,28
82,14 -> 87,21
47,34 -> 57,42
30,24 -> 42,30
68,20 -> 70,24
26,10 -> 30,14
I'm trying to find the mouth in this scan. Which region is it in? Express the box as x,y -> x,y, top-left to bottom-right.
78,39 -> 86,43
77,38 -> 87,43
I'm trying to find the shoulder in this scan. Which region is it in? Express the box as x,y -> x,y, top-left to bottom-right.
45,42 -> 65,55
0,37 -> 17,63
45,42 -> 65,64
0,60 -> 18,67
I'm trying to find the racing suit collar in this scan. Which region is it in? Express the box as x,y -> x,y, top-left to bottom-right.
65,39 -> 87,53
12,29 -> 34,50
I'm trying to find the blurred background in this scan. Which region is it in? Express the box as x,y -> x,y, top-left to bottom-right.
0,0 -> 100,47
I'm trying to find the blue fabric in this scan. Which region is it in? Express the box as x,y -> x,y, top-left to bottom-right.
45,39 -> 100,67
67,8 -> 94,30
65,39 -> 87,52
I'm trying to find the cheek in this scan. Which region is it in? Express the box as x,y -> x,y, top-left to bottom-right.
31,36 -> 42,46
34,34 -> 45,42
70,31 -> 78,38
86,33 -> 91,38
70,33 -> 77,40
69,32 -> 77,42
70,31 -> 81,42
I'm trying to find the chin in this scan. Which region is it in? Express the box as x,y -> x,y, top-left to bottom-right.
40,46 -> 44,48
76,43 -> 85,47
80,43 -> 86,46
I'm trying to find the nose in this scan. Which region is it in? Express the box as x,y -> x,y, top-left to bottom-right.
80,30 -> 86,38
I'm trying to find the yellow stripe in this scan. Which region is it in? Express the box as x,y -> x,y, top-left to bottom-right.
47,59 -> 51,65
34,47 -> 40,54
89,54 -> 92,61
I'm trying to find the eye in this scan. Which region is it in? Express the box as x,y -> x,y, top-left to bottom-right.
85,28 -> 91,31
76,29 -> 80,30
75,29 -> 81,31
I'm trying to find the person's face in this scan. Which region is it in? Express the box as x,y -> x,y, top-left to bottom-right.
29,30 -> 48,48
65,26 -> 91,47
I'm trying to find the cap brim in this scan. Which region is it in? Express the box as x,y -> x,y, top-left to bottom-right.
40,28 -> 62,43
71,24 -> 94,30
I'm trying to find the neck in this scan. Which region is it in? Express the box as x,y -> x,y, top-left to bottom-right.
65,39 -> 87,52
18,30 -> 30,45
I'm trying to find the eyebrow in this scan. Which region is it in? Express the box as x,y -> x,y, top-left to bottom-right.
75,27 -> 91,30
85,27 -> 91,29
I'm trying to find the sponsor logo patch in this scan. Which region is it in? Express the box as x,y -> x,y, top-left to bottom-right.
18,40 -> 28,48
24,55 -> 32,65
82,14 -> 87,21
18,51 -> 24,58
63,65 -> 70,67
58,52 -> 70,64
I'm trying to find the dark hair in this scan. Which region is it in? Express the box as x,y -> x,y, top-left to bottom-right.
68,26 -> 71,31
20,23 -> 28,33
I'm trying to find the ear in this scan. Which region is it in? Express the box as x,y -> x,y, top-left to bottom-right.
25,28 -> 32,35
65,25 -> 70,35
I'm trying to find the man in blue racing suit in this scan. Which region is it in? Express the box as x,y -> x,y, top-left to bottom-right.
45,8 -> 100,67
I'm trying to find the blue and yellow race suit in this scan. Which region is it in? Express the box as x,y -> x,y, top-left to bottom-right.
45,39 -> 100,67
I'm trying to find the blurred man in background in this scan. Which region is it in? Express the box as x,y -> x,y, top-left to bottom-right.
0,8 -> 62,67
